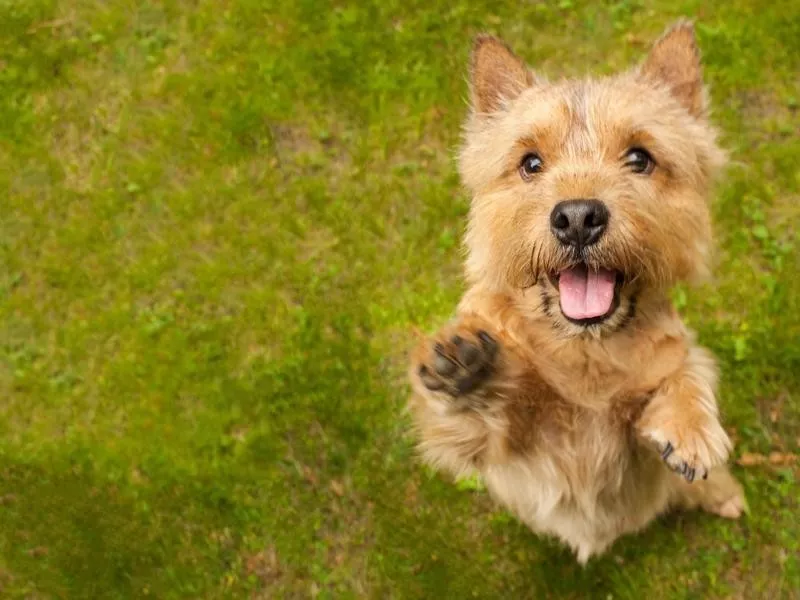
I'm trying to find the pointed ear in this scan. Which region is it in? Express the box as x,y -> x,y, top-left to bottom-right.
470,35 -> 533,114
640,20 -> 706,117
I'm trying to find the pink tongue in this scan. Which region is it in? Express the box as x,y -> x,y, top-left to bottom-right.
558,266 -> 616,320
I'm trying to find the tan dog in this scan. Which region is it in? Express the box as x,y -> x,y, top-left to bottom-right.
408,21 -> 746,564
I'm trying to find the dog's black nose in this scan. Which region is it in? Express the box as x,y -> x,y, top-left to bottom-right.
550,199 -> 609,248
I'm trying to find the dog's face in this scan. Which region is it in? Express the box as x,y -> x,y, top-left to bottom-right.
459,23 -> 726,335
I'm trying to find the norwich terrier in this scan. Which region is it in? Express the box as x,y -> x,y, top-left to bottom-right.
408,21 -> 746,563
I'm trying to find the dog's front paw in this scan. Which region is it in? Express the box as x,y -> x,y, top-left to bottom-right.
640,411 -> 731,482
414,324 -> 499,401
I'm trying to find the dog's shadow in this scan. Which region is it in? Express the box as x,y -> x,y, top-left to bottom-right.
371,466 -> 721,598
500,508 -> 713,597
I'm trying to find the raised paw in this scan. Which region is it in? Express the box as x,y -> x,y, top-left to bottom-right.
416,329 -> 499,399
643,420 -> 731,483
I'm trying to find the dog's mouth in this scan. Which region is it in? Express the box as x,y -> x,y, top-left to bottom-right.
547,264 -> 623,325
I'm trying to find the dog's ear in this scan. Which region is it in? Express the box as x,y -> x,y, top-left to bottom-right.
640,20 -> 706,117
469,35 -> 532,114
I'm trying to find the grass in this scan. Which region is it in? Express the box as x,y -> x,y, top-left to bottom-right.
1,0 -> 798,597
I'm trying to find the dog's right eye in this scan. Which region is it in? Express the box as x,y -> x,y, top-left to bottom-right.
519,153 -> 543,180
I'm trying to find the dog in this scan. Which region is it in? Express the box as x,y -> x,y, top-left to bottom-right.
408,20 -> 746,564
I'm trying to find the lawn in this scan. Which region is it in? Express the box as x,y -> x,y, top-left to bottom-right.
1,0 -> 799,597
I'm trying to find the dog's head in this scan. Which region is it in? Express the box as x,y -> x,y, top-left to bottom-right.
459,22 -> 726,335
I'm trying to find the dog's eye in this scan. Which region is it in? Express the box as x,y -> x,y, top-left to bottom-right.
624,148 -> 655,175
519,153 -> 543,180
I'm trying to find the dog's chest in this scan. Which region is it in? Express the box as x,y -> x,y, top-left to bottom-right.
484,405 -> 642,525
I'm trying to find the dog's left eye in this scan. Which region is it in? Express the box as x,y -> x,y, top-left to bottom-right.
624,148 -> 655,175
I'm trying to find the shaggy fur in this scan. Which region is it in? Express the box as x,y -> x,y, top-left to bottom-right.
408,21 -> 745,564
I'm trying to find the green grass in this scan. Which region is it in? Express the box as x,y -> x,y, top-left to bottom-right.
1,0 -> 799,597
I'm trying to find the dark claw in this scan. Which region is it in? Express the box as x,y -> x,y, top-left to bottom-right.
661,442 -> 673,460
457,340 -> 480,366
477,330 -> 498,357
452,335 -> 463,346
703,471 -> 708,480
686,467 -> 696,483
433,347 -> 458,376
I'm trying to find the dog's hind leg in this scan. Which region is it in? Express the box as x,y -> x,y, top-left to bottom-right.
667,465 -> 747,519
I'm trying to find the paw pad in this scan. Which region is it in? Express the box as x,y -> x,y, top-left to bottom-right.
417,330 -> 498,397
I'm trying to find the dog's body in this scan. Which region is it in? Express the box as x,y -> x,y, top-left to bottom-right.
408,22 -> 745,563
